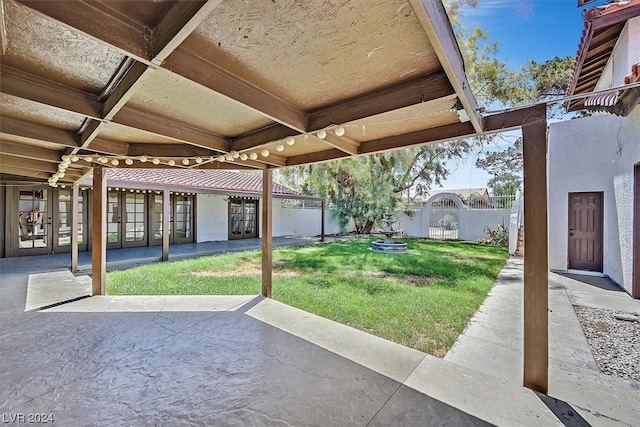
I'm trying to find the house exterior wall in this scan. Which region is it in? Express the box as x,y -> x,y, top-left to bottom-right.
196,194 -> 228,242
548,107 -> 640,294
195,195 -> 341,242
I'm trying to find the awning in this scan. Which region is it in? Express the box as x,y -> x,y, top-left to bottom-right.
584,90 -> 621,107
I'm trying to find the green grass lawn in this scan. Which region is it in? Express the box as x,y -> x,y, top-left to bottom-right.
107,238 -> 509,356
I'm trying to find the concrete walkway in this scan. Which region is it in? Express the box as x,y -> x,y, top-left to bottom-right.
446,257 -> 640,427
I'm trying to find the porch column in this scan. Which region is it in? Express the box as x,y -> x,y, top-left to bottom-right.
262,169 -> 273,298
162,189 -> 170,262
91,166 -> 107,296
71,182 -> 79,273
321,199 -> 325,242
522,104 -> 548,393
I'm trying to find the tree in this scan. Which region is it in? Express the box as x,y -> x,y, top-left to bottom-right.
487,173 -> 521,196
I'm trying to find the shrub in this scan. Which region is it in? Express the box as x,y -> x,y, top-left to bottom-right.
477,224 -> 509,247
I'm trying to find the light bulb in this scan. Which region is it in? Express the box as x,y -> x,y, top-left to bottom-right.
335,126 -> 345,136
71,155 -> 79,162
230,150 -> 240,158
125,158 -> 134,165
276,144 -> 284,152
152,158 -> 160,165
317,130 -> 327,139
111,159 -> 119,166
182,159 -> 190,165
285,136 -> 295,146
249,153 -> 258,160
195,157 -> 203,164
217,155 -> 226,162
84,156 -> 93,163
139,155 -> 148,163
240,153 -> 248,161
225,154 -> 234,161
168,159 -> 175,166
261,149 -> 270,157
61,154 -> 70,161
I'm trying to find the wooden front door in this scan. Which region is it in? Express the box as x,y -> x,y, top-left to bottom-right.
568,192 -> 603,272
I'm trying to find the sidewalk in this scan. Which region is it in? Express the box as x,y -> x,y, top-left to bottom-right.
445,257 -> 640,426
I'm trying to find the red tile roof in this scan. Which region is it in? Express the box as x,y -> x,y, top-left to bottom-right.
98,169 -> 302,197
566,0 -> 640,111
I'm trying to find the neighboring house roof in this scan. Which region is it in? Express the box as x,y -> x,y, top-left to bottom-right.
84,169 -> 308,199
427,188 -> 490,199
566,0 -> 640,114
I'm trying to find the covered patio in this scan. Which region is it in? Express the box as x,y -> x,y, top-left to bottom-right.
1,0 -> 552,411
1,253 -> 562,426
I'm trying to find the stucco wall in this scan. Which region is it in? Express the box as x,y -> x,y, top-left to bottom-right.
548,108 -> 640,293
196,194 -> 228,242
196,195 -> 342,242
459,209 -> 511,242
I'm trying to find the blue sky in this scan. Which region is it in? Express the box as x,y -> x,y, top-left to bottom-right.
438,0 -> 609,191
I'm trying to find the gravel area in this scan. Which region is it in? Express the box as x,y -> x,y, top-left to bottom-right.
574,305 -> 640,382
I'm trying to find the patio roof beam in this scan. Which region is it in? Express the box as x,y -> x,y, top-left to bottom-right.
0,141 -> 64,163
285,121 -> 476,166
0,66 -> 230,154
0,117 -> 80,149
409,0 -> 483,133
0,166 -> 53,180
0,65 -> 102,119
306,72 -> 453,131
164,48 -> 308,133
114,106 -> 229,153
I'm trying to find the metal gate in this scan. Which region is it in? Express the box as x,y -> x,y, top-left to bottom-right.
429,196 -> 459,240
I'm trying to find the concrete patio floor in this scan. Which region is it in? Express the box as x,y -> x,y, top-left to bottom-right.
1,243 -> 638,426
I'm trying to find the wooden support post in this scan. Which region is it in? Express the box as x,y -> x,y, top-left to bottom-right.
262,169 -> 273,298
321,199 -> 325,242
522,104 -> 549,393
162,189 -> 170,262
71,182 -> 79,273
91,166 -> 107,296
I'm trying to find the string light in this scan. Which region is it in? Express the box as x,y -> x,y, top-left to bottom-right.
249,153 -> 258,160
335,126 -> 345,136
125,158 -> 134,165
316,130 -> 326,139
139,155 -> 148,163
240,153 -> 248,161
276,143 -> 284,152
261,149 -> 270,157
285,136 -> 295,146
152,158 -> 160,165
167,159 -> 175,166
